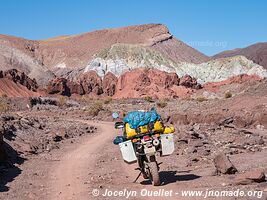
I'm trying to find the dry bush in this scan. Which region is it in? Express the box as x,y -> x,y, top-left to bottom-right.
1,93 -> 8,98
144,96 -> 154,102
224,91 -> 232,99
104,97 -> 112,104
58,96 -> 66,107
196,96 -> 208,102
88,101 -> 103,116
156,100 -> 167,108
0,100 -> 10,112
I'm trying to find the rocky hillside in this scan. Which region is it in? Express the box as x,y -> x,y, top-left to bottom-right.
213,42 -> 267,69
1,24 -> 267,98
175,55 -> 267,83
0,24 -> 208,85
86,47 -> 267,84
84,43 -> 179,77
0,69 -> 40,97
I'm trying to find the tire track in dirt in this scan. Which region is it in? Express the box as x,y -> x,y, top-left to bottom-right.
49,120 -> 119,200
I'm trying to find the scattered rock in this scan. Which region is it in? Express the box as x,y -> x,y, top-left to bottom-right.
214,153 -> 237,174
234,169 -> 266,185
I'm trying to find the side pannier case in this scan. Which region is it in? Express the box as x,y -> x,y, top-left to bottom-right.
160,134 -> 175,156
119,140 -> 137,163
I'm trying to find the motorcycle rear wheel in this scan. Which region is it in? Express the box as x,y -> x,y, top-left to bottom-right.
147,161 -> 161,186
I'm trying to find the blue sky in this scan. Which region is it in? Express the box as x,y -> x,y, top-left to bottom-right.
0,0 -> 266,55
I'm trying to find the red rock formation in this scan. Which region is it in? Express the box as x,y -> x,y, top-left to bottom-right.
180,75 -> 201,89
46,78 -> 84,96
78,71 -> 103,95
114,68 -> 193,99
46,69 -> 203,99
102,72 -> 118,96
204,74 -> 262,92
46,78 -> 71,96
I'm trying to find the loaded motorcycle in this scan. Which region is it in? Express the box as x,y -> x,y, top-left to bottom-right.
113,112 -> 175,186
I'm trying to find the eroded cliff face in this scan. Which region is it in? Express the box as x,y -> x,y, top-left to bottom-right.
46,68 -> 201,99
0,24 -> 208,85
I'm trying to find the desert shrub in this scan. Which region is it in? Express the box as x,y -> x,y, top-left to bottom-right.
1,93 -> 7,98
144,96 -> 154,102
196,96 -> 208,102
88,101 -> 103,116
58,96 -> 66,107
156,100 -> 167,108
224,91 -> 232,99
104,97 -> 112,104
0,101 -> 10,112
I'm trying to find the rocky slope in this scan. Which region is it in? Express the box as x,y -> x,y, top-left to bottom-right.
0,24 -> 208,85
175,55 -> 267,83
0,35 -> 55,86
213,42 -> 267,69
85,46 -> 267,84
0,69 -> 40,97
1,24 -> 266,98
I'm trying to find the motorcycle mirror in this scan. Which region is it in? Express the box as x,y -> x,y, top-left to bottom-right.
112,112 -> 119,119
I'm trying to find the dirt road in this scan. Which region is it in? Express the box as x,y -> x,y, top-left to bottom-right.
48,120 -> 179,200
49,120 -> 120,200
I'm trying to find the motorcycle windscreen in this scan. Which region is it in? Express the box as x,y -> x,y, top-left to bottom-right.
119,140 -> 137,163
160,134 -> 175,156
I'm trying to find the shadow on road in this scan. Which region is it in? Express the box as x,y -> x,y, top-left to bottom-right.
160,170 -> 201,185
140,170 -> 201,186
0,142 -> 26,192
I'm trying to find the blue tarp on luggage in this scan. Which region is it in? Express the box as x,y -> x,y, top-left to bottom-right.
123,110 -> 161,129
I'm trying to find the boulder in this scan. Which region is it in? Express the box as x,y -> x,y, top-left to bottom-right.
214,153 -> 237,174
234,169 -> 266,185
180,75 -> 201,89
46,78 -> 71,96
168,113 -> 189,125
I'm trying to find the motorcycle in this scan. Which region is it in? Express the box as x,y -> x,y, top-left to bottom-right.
113,112 -> 175,186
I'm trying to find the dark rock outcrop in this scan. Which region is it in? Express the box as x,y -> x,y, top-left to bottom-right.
0,69 -> 38,91
46,78 -> 85,96
180,75 -> 202,89
79,71 -> 103,95
46,78 -> 71,96
102,72 -> 118,96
